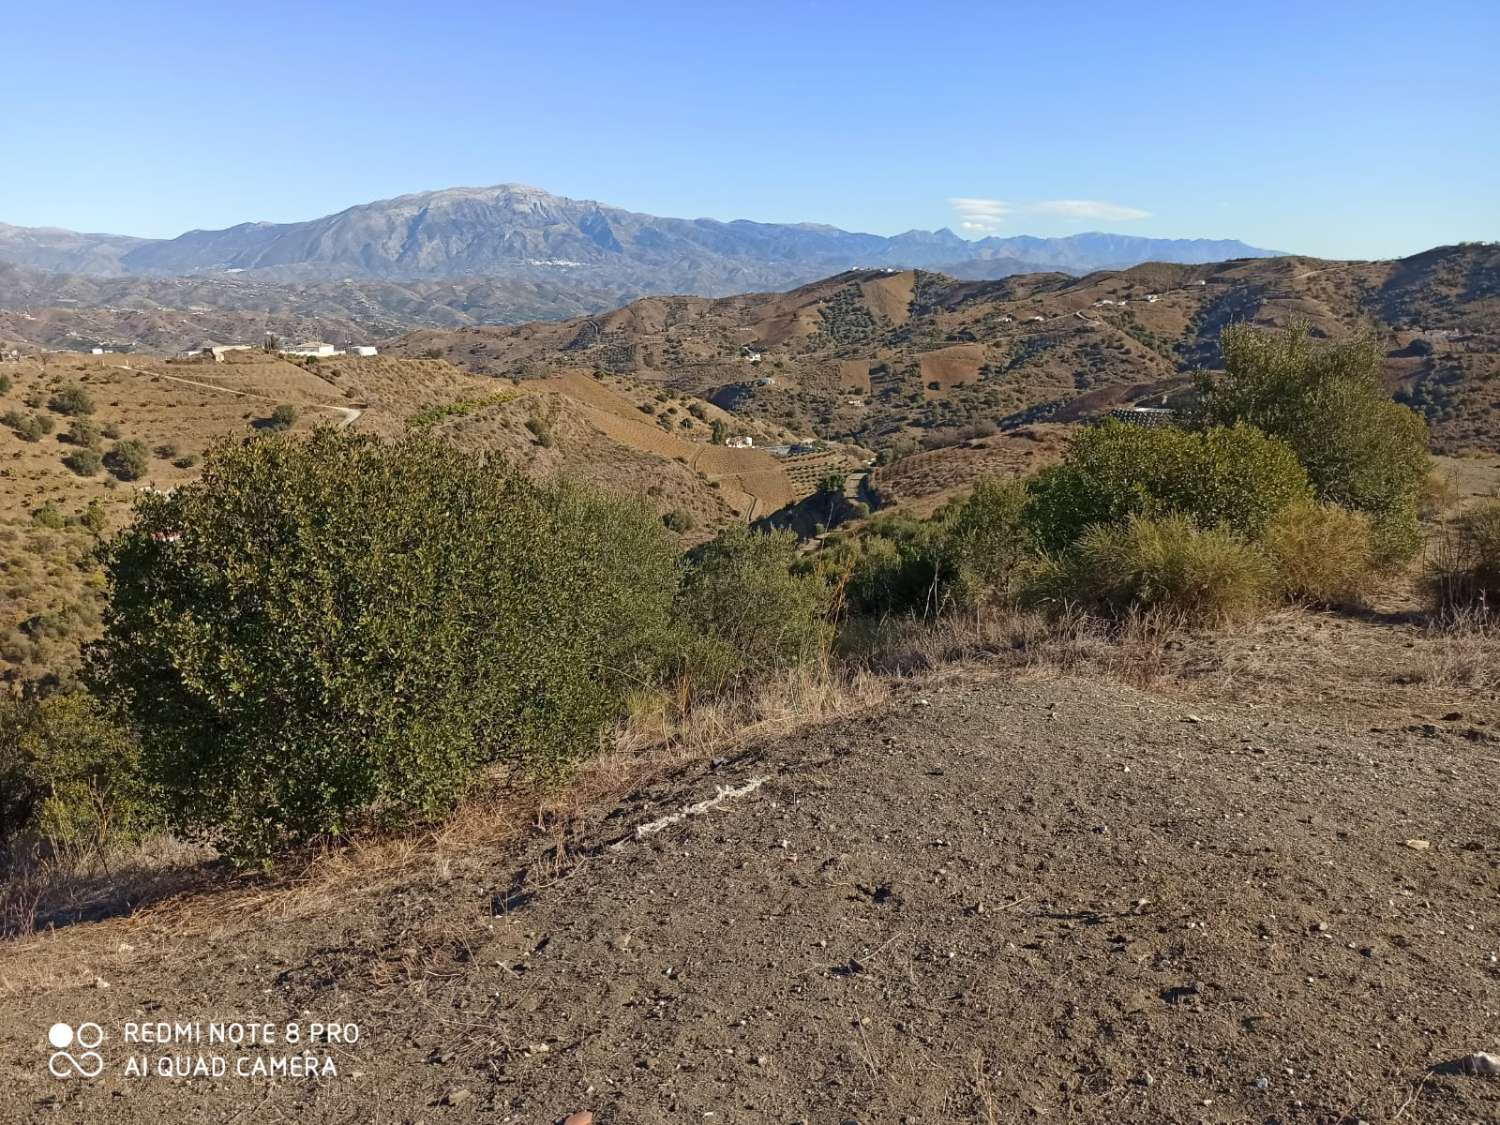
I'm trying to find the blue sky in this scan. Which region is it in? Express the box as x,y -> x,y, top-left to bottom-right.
1,0 -> 1495,258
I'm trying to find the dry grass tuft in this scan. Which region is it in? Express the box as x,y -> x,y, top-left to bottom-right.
1263,500 -> 1377,608
1427,500 -> 1500,616
850,603 -> 1192,692
1401,608 -> 1500,691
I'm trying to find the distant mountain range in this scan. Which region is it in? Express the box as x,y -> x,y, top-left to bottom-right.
0,185 -> 1282,295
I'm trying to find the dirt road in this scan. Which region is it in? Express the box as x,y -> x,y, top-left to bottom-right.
2,668 -> 1498,1122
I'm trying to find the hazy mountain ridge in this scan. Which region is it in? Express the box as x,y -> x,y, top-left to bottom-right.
0,260 -> 631,352
0,185 -> 1281,292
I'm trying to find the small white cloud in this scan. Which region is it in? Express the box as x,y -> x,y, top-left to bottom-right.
1030,199 -> 1151,222
949,197 -> 1012,233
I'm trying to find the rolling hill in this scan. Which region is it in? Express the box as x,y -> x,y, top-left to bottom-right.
386,243 -> 1500,455
0,348 -> 867,684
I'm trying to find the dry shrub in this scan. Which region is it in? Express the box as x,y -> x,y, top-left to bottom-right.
1027,514 -> 1276,626
1419,468 -> 1460,520
1,833 -> 210,939
615,658 -> 888,762
1401,607 -> 1499,691
1263,500 -> 1377,607
1428,500 -> 1500,615
849,603 -> 1187,691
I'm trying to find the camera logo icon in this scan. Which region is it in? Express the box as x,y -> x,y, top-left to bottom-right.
47,1022 -> 105,1078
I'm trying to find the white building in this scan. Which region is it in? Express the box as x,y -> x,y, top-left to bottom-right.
726,436 -> 754,448
281,342 -> 340,358
349,345 -> 378,357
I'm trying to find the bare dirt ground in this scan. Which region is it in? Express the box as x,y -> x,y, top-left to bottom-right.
2,607 -> 1499,1123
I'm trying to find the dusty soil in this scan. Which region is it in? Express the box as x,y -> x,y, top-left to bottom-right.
3,627 -> 1499,1123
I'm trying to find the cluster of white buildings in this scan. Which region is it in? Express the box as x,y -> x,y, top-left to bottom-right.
182,341 -> 378,362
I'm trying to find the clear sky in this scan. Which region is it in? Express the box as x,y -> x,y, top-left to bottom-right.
2,0 -> 1495,258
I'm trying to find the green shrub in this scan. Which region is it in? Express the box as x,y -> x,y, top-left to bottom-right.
30,504 -> 65,530
1025,420 -> 1311,553
172,453 -> 200,469
840,481 -> 1032,619
13,412 -> 53,442
1194,325 -> 1430,563
1025,513 -> 1276,624
0,373 -> 10,394
105,439 -> 149,481
63,448 -> 104,477
944,476 -> 1033,601
0,693 -> 150,865
90,430 -> 679,861
80,500 -> 108,537
153,442 -> 179,460
662,507 -> 696,533
1263,500 -> 1377,607
673,525 -> 831,690
265,404 -> 298,431
1428,500 -> 1500,614
66,418 -> 101,449
48,384 -> 95,416
846,512 -> 956,618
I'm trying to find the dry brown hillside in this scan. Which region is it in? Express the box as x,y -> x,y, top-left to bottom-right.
386,244 -> 1500,457
0,350 -> 865,685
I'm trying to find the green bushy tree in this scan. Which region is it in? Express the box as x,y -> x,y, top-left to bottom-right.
90,430 -> 679,860
841,478 -> 1032,619
1194,325 -> 1430,562
0,693 -> 150,865
63,448 -> 103,477
673,525 -> 830,689
1024,419 -> 1311,553
265,404 -> 298,431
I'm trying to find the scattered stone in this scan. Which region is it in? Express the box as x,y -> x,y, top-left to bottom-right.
441,1087 -> 472,1106
1450,1051 -> 1500,1076
1405,839 -> 1432,851
563,1113 -> 594,1125
1252,1076 -> 1270,1090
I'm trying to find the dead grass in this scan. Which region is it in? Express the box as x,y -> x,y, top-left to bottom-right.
1399,608 -> 1500,691
849,603 -> 1191,692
